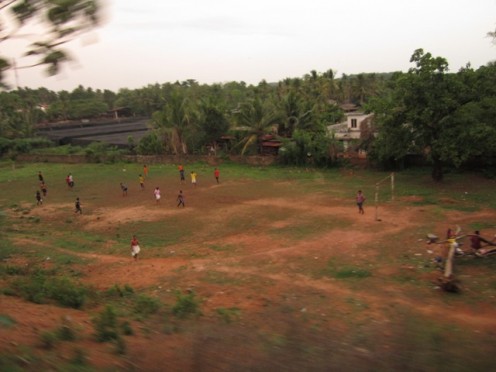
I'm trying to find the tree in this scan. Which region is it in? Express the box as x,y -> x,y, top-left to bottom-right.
371,50 -> 459,180
150,90 -> 194,154
233,97 -> 281,155
0,90 -> 46,137
0,0 -> 102,88
370,50 -> 496,180
197,97 -> 230,152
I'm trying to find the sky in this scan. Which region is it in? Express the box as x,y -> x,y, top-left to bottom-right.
4,0 -> 496,92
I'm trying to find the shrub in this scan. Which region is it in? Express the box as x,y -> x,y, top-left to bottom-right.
133,294 -> 161,318
45,277 -> 87,309
2,265 -> 26,276
70,348 -> 87,366
10,273 -> 87,308
57,318 -> 77,341
172,291 -> 201,319
93,305 -> 119,342
13,272 -> 47,304
121,321 -> 134,336
84,142 -> 123,163
216,307 -> 241,324
137,133 -> 164,155
114,335 -> 127,355
40,331 -> 57,349
0,314 -> 16,328
105,284 -> 134,298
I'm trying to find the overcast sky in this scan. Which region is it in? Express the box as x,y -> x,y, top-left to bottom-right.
5,0 -> 496,92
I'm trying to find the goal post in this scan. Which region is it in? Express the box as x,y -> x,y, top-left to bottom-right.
374,172 -> 395,221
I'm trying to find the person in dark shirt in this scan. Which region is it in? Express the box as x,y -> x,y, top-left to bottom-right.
75,197 -> 82,214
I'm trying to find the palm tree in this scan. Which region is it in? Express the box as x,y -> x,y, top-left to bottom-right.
277,91 -> 314,138
150,91 -> 194,154
234,97 -> 281,155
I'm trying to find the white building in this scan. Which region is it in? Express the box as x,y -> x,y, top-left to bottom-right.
327,112 -> 375,158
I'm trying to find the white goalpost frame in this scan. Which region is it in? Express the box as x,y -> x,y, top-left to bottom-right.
374,172 -> 395,221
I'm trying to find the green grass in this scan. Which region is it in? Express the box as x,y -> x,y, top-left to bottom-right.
208,244 -> 237,252
269,216 -> 352,240
318,259 -> 372,280
0,314 -> 16,328
216,307 -> 241,323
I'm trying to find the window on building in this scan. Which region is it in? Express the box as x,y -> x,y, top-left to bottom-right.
351,118 -> 357,129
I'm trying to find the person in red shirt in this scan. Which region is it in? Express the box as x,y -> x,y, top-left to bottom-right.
178,164 -> 185,183
214,168 -> 220,184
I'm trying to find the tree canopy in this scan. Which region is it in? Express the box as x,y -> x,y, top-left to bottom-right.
369,50 -> 496,181
2,46 -> 496,179
0,0 -> 102,88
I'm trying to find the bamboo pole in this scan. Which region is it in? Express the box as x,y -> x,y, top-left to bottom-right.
374,183 -> 379,221
391,172 -> 395,201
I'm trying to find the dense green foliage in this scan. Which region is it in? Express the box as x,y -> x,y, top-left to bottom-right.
369,50 -> 496,180
2,48 -> 496,177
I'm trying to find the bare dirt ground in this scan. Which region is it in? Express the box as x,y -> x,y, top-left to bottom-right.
2,174 -> 496,371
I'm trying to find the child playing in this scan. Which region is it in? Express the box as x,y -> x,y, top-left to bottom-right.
40,181 -> 48,197
154,187 -> 161,203
75,197 -> 82,214
131,235 -> 141,261
36,190 -> 43,205
214,168 -> 220,184
177,190 -> 185,207
120,182 -> 128,196
356,190 -> 365,214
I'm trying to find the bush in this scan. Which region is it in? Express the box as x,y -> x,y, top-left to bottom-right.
45,277 -> 87,309
13,272 -> 47,304
137,133 -> 164,155
70,348 -> 87,366
57,318 -> 77,341
133,294 -> 161,318
216,307 -> 241,323
40,331 -> 58,349
114,335 -> 127,355
172,291 -> 201,319
121,321 -> 134,336
11,272 -> 87,308
93,305 -> 119,342
105,284 -> 134,299
0,137 -> 53,157
84,142 -> 123,163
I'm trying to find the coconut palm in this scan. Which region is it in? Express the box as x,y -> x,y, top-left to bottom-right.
150,90 -> 194,155
234,97 -> 281,155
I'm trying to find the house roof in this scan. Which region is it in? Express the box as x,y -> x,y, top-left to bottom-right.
327,122 -> 348,133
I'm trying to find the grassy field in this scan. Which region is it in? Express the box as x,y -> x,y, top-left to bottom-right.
1,160 -> 496,371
